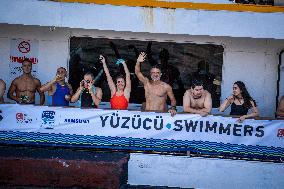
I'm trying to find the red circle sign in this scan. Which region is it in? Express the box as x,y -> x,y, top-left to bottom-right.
18,41 -> 30,53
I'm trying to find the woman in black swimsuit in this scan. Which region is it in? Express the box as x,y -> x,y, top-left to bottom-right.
219,81 -> 259,122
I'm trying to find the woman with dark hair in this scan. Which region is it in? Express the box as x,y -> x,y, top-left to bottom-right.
100,55 -> 131,110
71,72 -> 102,108
219,81 -> 259,122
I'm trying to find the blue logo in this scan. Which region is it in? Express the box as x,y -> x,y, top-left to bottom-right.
41,111 -> 55,129
64,118 -> 90,124
166,123 -> 172,129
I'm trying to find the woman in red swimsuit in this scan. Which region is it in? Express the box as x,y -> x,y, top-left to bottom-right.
100,55 -> 131,110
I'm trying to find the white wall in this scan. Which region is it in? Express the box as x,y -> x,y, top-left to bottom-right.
0,24 -> 284,117
0,0 -> 284,39
128,153 -> 284,189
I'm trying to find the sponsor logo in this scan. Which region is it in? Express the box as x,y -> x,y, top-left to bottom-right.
64,118 -> 90,124
41,111 -> 55,129
277,129 -> 284,138
16,112 -> 33,124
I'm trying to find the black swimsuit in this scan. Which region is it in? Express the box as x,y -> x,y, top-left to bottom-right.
230,101 -> 248,116
81,89 -> 97,108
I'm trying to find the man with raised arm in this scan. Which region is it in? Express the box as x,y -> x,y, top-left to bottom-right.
8,59 -> 45,105
135,52 -> 177,116
183,80 -> 212,116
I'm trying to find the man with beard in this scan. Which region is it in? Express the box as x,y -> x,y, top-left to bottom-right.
8,59 -> 45,105
183,80 -> 212,116
135,52 -> 177,116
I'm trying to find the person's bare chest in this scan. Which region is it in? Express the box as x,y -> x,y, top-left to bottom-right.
17,78 -> 37,92
145,83 -> 167,97
190,96 -> 205,109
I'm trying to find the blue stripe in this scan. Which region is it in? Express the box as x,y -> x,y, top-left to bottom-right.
0,131 -> 283,161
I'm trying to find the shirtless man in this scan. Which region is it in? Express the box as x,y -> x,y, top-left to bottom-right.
8,59 -> 45,105
0,79 -> 6,103
135,52 -> 177,116
183,80 -> 212,116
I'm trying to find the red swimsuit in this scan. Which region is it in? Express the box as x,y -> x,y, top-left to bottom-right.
110,92 -> 128,110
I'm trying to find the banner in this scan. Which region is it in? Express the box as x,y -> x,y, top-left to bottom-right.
0,104 -> 283,161
9,39 -> 39,78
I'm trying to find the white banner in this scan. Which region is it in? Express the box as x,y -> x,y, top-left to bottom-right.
0,104 -> 283,159
9,39 -> 39,78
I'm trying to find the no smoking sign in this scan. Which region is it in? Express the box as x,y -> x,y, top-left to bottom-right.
18,41 -> 30,53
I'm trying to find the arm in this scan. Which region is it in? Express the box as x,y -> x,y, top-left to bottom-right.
219,95 -> 234,112
202,92 -> 212,114
276,96 -> 284,118
40,76 -> 58,93
100,55 -> 116,96
8,79 -> 20,103
238,100 -> 259,122
67,83 -> 74,96
135,52 -> 148,85
64,83 -> 74,102
167,85 -> 177,116
183,90 -> 193,113
70,81 -> 84,103
36,79 -> 45,105
122,61 -> 131,99
90,86 -> 102,107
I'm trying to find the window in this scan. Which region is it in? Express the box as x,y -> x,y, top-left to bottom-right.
69,37 -> 223,107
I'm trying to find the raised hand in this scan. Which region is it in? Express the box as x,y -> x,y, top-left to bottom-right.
53,75 -> 62,83
99,55 -> 106,64
79,80 -> 85,90
87,82 -> 93,91
137,52 -> 146,63
227,95 -> 234,101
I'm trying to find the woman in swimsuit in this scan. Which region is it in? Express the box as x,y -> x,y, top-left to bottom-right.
100,55 -> 131,110
219,81 -> 259,122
